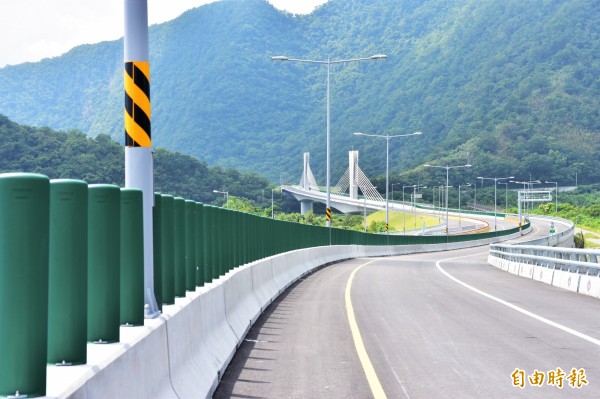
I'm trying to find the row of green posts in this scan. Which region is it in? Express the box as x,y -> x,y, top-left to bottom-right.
0,173 -> 528,397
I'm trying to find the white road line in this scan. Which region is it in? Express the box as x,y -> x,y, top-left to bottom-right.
436,252 -> 600,348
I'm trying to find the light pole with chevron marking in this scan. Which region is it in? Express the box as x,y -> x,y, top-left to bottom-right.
124,0 -> 159,318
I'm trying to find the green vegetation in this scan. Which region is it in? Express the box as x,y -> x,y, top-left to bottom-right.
0,114 -> 272,206
275,211 -> 372,232
3,112 -> 600,243
0,0 -> 597,185
503,184 -> 600,248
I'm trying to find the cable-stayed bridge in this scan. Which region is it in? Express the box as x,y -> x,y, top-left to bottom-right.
284,151 -> 394,215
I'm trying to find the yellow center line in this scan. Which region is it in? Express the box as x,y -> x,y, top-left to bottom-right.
345,259 -> 388,399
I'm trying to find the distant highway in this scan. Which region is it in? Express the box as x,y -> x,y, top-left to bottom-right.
214,220 -> 599,398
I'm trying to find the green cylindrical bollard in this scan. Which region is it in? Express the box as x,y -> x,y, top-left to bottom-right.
205,205 -> 214,280
205,205 -> 216,282
195,203 -> 204,287
173,197 -> 186,297
0,173 -> 50,398
231,210 -> 238,269
217,207 -> 226,276
223,209 -> 231,273
202,205 -> 210,283
153,193 -> 163,311
120,188 -> 144,326
87,184 -> 120,343
185,200 -> 196,292
160,195 -> 175,305
211,206 -> 219,277
47,179 -> 88,366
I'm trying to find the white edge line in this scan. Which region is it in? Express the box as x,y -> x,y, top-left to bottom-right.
436,252 -> 600,348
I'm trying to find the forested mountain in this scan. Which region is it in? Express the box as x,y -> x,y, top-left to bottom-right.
0,114 -> 271,204
0,0 -> 598,185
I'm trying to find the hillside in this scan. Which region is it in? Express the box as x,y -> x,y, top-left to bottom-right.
0,0 -> 598,184
0,114 -> 271,205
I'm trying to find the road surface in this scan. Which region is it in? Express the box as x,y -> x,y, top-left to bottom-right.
215,223 -> 598,398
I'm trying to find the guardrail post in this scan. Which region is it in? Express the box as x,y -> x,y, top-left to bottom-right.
173,197 -> 186,297
120,188 -> 144,326
195,202 -> 204,287
185,200 -> 196,292
153,193 -> 163,311
160,194 -> 175,305
88,184 -> 121,343
0,173 -> 50,398
47,179 -> 88,366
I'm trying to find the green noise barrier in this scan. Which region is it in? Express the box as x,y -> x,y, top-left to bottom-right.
47,179 -> 88,366
202,205 -> 212,283
0,173 -> 50,398
185,200 -> 196,291
152,193 -> 163,311
195,202 -> 204,287
173,197 -> 186,297
87,184 -> 121,344
160,194 -> 175,305
120,188 -> 144,326
0,169 -> 529,397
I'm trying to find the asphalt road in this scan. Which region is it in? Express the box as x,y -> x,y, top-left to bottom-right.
214,223 -> 598,398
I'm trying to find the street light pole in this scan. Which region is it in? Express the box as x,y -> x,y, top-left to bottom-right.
458,183 -> 471,227
364,194 -> 367,233
213,189 -> 229,209
271,187 -> 280,219
413,184 -> 426,229
424,163 -> 471,235
391,183 -> 401,202
354,131 -> 422,235
497,182 -> 508,210
402,184 -> 414,234
477,175 -> 514,230
545,180 -> 558,216
474,181 -> 477,211
326,59 -> 330,228
272,54 -> 387,234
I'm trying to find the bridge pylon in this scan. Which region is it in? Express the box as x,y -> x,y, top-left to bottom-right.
348,151 -> 359,200
284,151 -> 384,215
299,152 -> 318,214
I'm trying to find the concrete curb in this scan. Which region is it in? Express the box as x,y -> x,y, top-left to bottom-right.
51,235 -> 521,399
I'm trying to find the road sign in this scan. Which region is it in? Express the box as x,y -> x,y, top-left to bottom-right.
550,222 -> 555,234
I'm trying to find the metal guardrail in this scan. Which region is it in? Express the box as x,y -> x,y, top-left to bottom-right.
514,216 -> 575,246
489,246 -> 600,276
488,217 -> 600,276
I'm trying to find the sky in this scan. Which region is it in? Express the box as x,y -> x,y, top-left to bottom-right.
0,0 -> 328,68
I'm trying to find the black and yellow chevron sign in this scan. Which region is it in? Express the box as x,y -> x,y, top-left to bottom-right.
325,208 -> 331,222
124,61 -> 151,147
386,223 -> 389,232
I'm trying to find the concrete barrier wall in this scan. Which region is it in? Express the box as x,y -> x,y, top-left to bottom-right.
488,255 -> 600,300
223,265 -> 262,343
551,270 -> 580,293
579,274 -> 600,298
251,258 -> 278,309
53,234 -> 528,399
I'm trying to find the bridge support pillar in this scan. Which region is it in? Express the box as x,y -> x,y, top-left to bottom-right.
300,200 -> 313,215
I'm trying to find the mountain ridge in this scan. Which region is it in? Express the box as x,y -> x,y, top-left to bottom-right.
0,0 -> 598,184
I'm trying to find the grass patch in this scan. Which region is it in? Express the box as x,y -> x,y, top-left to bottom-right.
367,210 -> 440,232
